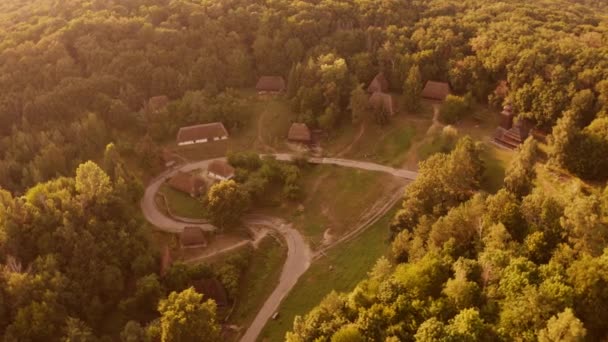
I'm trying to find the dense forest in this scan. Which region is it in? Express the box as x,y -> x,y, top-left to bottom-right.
2,0 -> 608,193
288,135 -> 608,341
1,0 -> 608,341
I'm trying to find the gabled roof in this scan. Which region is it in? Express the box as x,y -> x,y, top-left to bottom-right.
256,76 -> 286,92
421,81 -> 451,101
180,226 -> 208,247
176,122 -> 228,144
208,160 -> 235,178
168,171 -> 206,196
288,123 -> 312,143
369,92 -> 395,115
367,73 -> 389,93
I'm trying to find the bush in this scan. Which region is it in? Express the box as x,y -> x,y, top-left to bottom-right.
439,95 -> 469,124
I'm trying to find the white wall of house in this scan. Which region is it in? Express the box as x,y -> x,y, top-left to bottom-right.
178,136 -> 228,146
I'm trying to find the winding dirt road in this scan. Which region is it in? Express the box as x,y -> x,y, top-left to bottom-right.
140,154 -> 417,342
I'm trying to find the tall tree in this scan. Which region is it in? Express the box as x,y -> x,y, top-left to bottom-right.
402,65 -> 423,113
158,288 -> 220,342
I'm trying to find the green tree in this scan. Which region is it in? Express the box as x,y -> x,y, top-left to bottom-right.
538,308 -> 586,342
439,95 -> 469,124
206,180 -> 250,229
504,137 -> 539,198
75,161 -> 112,204
349,84 -> 369,124
158,288 -> 220,342
63,317 -> 96,342
331,324 -> 365,342
121,321 -> 148,342
548,110 -> 578,169
402,65 -> 423,113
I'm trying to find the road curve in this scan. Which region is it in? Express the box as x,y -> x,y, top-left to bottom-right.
140,154 -> 417,342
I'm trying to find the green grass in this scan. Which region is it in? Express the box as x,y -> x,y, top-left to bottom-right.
373,125 -> 417,166
480,144 -> 513,193
230,236 -> 287,328
289,165 -> 401,246
258,206 -> 397,342
159,184 -> 206,219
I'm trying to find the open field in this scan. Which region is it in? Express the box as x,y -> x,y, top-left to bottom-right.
259,164 -> 405,247
258,206 -> 398,342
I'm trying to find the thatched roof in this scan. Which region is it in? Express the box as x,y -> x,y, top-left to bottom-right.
168,171 -> 206,196
421,81 -> 451,101
176,122 -> 228,144
180,226 -> 208,248
208,160 -> 235,179
288,123 -> 312,143
256,76 -> 286,92
369,92 -> 395,115
367,73 -> 389,93
193,278 -> 229,307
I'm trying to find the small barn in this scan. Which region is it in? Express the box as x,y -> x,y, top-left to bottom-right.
176,122 -> 229,146
288,123 -> 312,144
369,92 -> 395,116
367,73 -> 389,93
256,76 -> 286,94
168,171 -> 206,197
180,226 -> 209,249
208,160 -> 235,181
145,95 -> 169,113
421,81 -> 451,102
193,278 -> 229,307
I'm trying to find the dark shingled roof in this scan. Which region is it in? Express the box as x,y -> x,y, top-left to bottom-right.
421,81 -> 451,101
193,278 -> 229,307
168,171 -> 206,196
208,160 -> 235,179
180,226 -> 208,248
176,122 -> 229,144
369,92 -> 395,115
367,73 -> 389,93
288,123 -> 312,143
256,76 -> 286,92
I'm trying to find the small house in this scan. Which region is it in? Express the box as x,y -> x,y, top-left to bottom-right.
145,95 -> 169,113
369,92 -> 395,116
367,73 -> 389,93
421,81 -> 451,102
176,122 -> 229,146
208,160 -> 235,181
180,226 -> 208,249
288,123 -> 312,144
193,278 -> 229,307
168,171 -> 206,197
256,76 -> 286,94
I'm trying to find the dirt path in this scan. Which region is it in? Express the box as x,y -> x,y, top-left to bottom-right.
336,122 -> 366,157
141,154 -> 418,342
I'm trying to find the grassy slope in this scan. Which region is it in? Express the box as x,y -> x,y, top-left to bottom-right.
158,183 -> 206,219
230,236 -> 287,328
259,206 -> 397,342
260,164 -> 402,247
